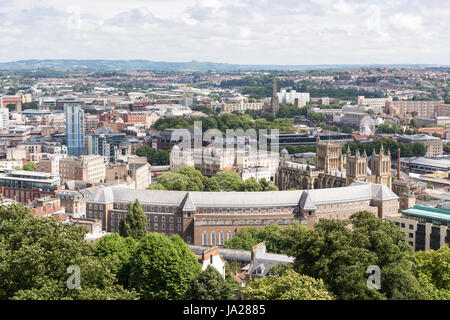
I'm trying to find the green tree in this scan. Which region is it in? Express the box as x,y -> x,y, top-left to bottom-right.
93,233 -> 138,288
184,265 -> 232,300
157,172 -> 189,191
286,212 -> 426,300
119,199 -> 147,241
240,177 -> 262,192
214,171 -> 243,191
22,162 -> 36,171
0,204 -> 138,300
129,233 -> 201,300
242,269 -> 333,300
414,245 -> 450,300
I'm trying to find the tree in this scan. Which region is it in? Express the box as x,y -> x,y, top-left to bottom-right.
0,204 -> 138,300
129,233 -> 201,300
157,172 -> 190,191
93,233 -> 138,288
240,177 -> 262,192
214,171 -> 243,191
414,245 -> 450,300
223,227 -> 261,251
22,162 -> 36,171
286,212 -> 426,300
242,269 -> 333,300
119,199 -> 147,241
135,146 -> 169,165
184,265 -> 232,300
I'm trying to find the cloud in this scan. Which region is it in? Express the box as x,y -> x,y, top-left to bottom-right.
0,0 -> 448,64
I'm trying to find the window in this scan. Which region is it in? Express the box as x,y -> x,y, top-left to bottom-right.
111,213 -> 114,219
234,208 -> 238,214
170,224 -> 174,231
227,231 -> 232,240
165,207 -> 168,213
219,208 -> 222,214
226,208 -> 230,214
219,232 -> 224,245
161,216 -> 166,223
266,208 -> 270,213
154,216 -> 158,222
147,223 -> 150,230
147,216 -> 150,221
169,217 -> 174,223
202,232 -> 208,245
401,223 -> 405,228
211,232 -> 216,245
187,236 -> 192,244
250,208 -> 254,214
162,223 -> 166,230
203,208 -> 207,214
154,223 -> 158,230
177,224 -> 182,231
151,206 -> 154,211
177,217 -> 182,223
409,225 -> 414,230
158,207 -> 162,212
211,208 -> 215,214
409,233 -> 414,238
258,208 -> 261,214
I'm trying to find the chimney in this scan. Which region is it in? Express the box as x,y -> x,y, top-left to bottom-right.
397,148 -> 401,181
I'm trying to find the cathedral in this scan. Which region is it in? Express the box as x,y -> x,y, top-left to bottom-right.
276,137 -> 392,190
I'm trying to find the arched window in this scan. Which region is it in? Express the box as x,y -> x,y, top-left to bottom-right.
227,231 -> 232,241
202,232 -> 208,246
219,231 -> 224,245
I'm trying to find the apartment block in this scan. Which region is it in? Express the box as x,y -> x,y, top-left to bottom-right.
59,155 -> 105,183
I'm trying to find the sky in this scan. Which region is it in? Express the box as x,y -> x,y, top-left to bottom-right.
0,0 -> 449,65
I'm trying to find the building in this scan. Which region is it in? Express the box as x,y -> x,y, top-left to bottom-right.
65,104 -> 85,157
398,134 -> 443,157
87,129 -> 128,163
0,169 -> 61,203
417,116 -> 450,128
264,131 -> 352,147
84,182 -> 398,244
220,101 -> 264,113
400,156 -> 450,174
36,159 -> 60,174
386,200 -> 450,251
357,96 -> 392,114
105,157 -> 151,190
59,155 -> 105,183
277,89 -> 310,107
276,137 -> 392,191
386,100 -> 444,118
0,108 -> 9,131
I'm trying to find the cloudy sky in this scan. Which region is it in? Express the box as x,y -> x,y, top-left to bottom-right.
0,0 -> 449,65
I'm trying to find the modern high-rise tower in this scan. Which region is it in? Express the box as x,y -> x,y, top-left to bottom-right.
65,104 -> 85,157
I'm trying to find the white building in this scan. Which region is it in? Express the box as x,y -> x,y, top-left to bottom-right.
357,96 -> 392,114
278,89 -> 310,107
0,108 -> 9,131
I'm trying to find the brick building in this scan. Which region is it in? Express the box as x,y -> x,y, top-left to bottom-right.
85,183 -> 399,246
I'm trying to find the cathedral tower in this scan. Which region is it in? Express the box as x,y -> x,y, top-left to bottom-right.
371,144 -> 392,189
345,146 -> 369,185
316,136 -> 344,173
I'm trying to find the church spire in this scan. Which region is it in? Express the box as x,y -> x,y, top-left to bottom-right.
269,76 -> 280,116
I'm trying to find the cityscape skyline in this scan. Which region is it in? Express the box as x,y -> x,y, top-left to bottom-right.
0,0 -> 449,65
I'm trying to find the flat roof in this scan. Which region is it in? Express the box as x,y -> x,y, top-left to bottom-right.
403,208 -> 450,223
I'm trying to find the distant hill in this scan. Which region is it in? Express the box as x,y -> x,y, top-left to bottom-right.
0,59 -> 447,72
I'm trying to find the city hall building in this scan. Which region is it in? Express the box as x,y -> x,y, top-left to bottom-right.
85,182 -> 399,246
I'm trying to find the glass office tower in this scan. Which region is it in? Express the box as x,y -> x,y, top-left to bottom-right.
65,104 -> 85,156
